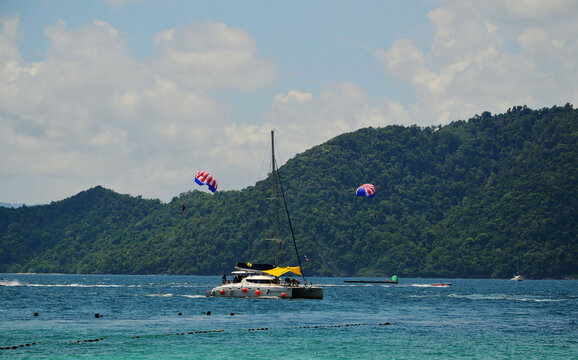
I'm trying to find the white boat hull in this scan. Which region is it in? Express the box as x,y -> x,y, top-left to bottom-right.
207,283 -> 323,299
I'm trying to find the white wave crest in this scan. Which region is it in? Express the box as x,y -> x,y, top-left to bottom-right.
147,293 -> 173,297
0,279 -> 23,286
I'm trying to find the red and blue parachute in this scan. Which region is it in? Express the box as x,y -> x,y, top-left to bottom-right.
356,183 -> 375,198
195,170 -> 218,192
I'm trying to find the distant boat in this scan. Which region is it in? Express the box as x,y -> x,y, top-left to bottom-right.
206,131 -> 323,300
511,257 -> 524,281
430,282 -> 451,287
344,275 -> 398,284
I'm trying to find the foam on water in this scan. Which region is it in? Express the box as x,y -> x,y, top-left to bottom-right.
0,279 -> 22,286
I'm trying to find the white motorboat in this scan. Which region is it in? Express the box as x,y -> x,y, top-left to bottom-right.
207,131 -> 323,299
510,275 -> 524,281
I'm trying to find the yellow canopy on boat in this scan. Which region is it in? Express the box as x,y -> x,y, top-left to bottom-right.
263,266 -> 302,277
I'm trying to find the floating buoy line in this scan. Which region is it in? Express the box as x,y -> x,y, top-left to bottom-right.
1,313 -> 391,351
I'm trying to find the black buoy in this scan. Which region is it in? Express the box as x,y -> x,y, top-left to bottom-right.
33,312 -> 39,317
94,313 -> 100,318
206,311 -> 211,315
230,312 -> 235,316
178,312 -> 183,316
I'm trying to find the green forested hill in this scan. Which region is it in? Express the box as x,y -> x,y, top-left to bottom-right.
1,105 -> 576,279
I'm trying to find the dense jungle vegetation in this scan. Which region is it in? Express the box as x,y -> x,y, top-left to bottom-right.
0,104 -> 576,279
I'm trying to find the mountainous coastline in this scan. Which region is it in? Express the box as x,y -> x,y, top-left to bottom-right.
0,202 -> 23,209
1,104 -> 576,279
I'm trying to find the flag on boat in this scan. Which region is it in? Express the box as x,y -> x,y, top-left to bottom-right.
263,266 -> 302,277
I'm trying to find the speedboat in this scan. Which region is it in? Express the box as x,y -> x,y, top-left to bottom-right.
430,282 -> 451,287
510,275 -> 523,281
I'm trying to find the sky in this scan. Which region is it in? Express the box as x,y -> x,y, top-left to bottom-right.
1,0 -> 577,205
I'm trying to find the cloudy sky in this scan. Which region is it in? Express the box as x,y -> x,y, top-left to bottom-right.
1,0 -> 577,205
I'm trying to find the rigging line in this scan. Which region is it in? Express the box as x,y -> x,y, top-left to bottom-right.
247,201 -> 267,261
274,158 -> 306,283
250,135 -> 273,262
255,132 -> 272,185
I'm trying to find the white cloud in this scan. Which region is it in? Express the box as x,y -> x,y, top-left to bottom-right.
372,0 -> 578,125
262,83 -> 410,157
375,38 -> 425,83
274,90 -> 312,105
497,0 -> 576,21
0,17 -> 275,203
151,21 -> 277,90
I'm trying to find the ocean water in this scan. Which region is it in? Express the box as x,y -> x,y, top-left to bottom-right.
0,274 -> 576,359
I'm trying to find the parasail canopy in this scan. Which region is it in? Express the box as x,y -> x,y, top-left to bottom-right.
356,183 -> 375,198
263,266 -> 302,277
195,170 -> 218,192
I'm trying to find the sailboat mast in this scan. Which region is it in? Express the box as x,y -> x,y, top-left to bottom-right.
269,130 -> 307,282
271,130 -> 281,267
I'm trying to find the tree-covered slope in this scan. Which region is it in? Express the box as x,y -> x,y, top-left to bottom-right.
276,105 -> 577,278
0,187 -> 164,273
0,105 -> 576,278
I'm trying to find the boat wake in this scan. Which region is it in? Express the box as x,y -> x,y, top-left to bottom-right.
27,283 -> 139,288
411,284 -> 451,288
0,281 -> 144,288
448,293 -> 563,302
0,279 -> 22,286
182,295 -> 205,299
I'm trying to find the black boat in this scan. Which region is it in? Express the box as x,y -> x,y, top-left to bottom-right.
344,275 -> 398,284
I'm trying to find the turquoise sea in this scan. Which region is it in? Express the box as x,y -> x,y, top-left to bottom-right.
1,274 -> 576,359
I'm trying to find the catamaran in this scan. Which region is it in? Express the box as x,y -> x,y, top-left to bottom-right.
206,131 -> 323,299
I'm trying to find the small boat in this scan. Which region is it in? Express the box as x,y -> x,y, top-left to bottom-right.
345,275 -> 398,284
430,282 -> 451,287
510,257 -> 524,281
207,131 -> 323,300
